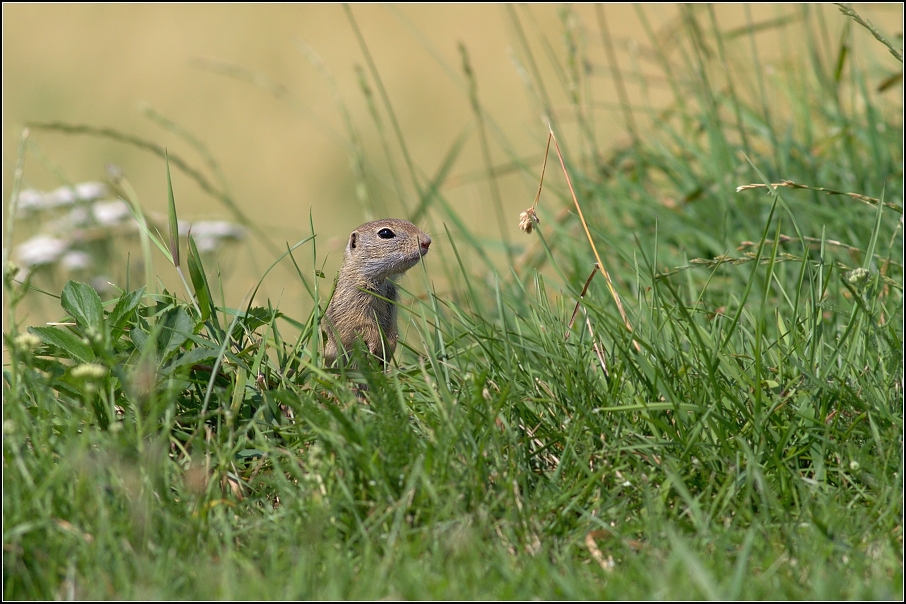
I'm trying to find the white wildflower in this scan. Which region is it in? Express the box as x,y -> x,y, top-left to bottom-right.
16,189 -> 49,214
15,235 -> 69,267
49,206 -> 91,231
189,220 -> 245,239
49,186 -> 77,207
15,182 -> 107,215
61,250 -> 93,271
14,333 -> 42,349
188,221 -> 245,252
75,182 -> 107,201
193,236 -> 219,253
92,200 -> 132,226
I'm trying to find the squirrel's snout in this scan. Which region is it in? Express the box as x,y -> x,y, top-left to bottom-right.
420,234 -> 432,254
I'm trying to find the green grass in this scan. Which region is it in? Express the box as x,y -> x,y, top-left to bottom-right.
3,5 -> 903,599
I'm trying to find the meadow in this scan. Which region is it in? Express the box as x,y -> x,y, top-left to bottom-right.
3,4 -> 903,599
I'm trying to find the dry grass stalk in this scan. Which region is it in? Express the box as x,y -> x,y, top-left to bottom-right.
736,179 -> 902,213
546,127 -> 639,350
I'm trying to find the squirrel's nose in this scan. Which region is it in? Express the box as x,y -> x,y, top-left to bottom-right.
420,234 -> 432,252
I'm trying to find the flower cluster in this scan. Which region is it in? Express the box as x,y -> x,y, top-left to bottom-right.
17,182 -> 108,215
12,181 -> 245,286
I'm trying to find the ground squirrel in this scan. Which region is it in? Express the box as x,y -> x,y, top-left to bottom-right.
322,219 -> 431,368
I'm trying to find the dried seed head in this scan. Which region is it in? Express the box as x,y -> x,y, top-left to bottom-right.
518,208 -> 539,234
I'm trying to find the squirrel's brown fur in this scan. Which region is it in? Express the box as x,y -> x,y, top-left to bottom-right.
322,219 -> 431,368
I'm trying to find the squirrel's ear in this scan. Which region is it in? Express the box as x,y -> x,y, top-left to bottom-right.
348,231 -> 358,250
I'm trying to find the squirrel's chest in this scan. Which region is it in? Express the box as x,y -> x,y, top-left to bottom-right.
367,282 -> 398,325
327,281 -> 398,324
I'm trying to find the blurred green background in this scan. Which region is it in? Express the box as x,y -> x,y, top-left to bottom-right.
3,3 -> 901,323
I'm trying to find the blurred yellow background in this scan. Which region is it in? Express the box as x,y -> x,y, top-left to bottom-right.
3,4 -> 900,324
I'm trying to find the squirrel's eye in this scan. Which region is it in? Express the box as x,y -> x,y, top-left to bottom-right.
377,228 -> 395,239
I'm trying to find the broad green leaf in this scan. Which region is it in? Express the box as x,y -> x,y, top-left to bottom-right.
28,326 -> 94,363
165,347 -> 219,372
108,287 -> 146,334
156,306 -> 196,358
131,326 -> 148,352
61,281 -> 104,334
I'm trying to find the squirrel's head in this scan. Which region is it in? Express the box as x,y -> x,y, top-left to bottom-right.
344,219 -> 431,282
